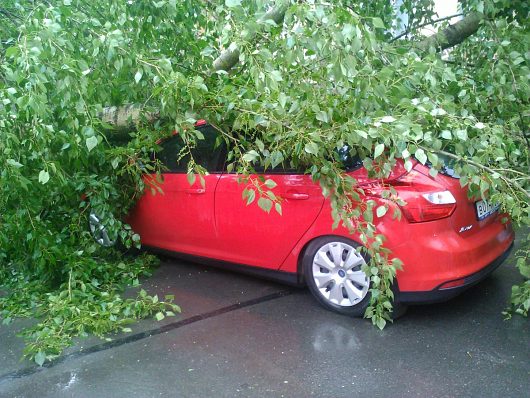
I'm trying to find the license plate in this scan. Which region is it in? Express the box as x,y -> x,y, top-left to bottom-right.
475,200 -> 500,221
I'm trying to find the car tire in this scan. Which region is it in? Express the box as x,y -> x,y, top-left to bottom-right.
303,236 -> 371,317
390,302 -> 408,319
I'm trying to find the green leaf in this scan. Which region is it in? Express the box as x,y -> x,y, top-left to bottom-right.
415,148 -> 427,165
363,208 -> 373,223
186,172 -> 196,185
7,159 -> 23,168
264,179 -> 277,189
0,0 -> 527,349
441,130 -> 452,139
242,150 -> 259,162
381,116 -> 396,123
430,108 -> 447,117
38,170 -> 50,185
455,129 -> 468,140
5,47 -> 19,58
225,0 -> 242,7
304,142 -> 319,155
429,168 -> 438,178
374,143 -> 385,159
245,188 -> 256,205
316,111 -> 329,123
155,312 -> 165,321
86,136 -> 98,152
269,70 -> 283,82
376,317 -> 386,330
372,17 -> 385,29
278,93 -> 287,109
376,206 -> 387,218
257,197 -> 273,213
35,351 -> 46,366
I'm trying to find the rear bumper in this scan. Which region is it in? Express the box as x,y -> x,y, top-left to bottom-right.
398,242 -> 514,304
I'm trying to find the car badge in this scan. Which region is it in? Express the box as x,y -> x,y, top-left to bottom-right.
459,225 -> 473,233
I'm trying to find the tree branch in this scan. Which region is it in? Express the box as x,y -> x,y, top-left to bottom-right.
426,147 -> 530,201
212,2 -> 289,72
102,2 -> 289,129
0,8 -> 22,24
99,105 -> 159,129
102,8 -> 485,130
415,11 -> 484,53
390,13 -> 464,43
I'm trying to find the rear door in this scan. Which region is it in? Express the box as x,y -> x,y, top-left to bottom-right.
214,170 -> 324,269
128,124 -> 226,257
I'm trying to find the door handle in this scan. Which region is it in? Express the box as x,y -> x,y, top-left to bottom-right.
284,191 -> 309,200
184,188 -> 205,194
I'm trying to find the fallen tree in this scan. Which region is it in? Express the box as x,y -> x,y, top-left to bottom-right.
100,1 -> 290,128
1,0 -> 528,364
100,5 -> 486,129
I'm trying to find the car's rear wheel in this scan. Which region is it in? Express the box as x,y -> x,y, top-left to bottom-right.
89,209 -> 117,247
303,237 -> 371,316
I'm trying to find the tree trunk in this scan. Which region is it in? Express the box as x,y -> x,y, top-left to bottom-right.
416,12 -> 484,53
100,105 -> 159,129
102,2 -> 289,129
102,8 -> 484,130
212,3 -> 289,72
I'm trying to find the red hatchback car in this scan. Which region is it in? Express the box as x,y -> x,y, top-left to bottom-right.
90,122 -> 515,316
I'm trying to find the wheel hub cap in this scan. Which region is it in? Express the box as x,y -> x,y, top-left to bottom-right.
311,241 -> 369,307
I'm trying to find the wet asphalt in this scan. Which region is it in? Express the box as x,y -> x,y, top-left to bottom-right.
0,234 -> 528,398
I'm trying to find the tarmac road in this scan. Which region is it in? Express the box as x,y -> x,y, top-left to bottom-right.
0,234 -> 528,398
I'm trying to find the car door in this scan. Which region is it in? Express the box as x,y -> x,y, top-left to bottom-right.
214,168 -> 325,270
127,124 -> 226,257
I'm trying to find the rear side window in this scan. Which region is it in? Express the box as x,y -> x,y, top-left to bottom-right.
156,136 -> 187,172
157,125 -> 227,173
337,145 -> 363,171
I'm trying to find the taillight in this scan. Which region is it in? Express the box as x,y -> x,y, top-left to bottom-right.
400,193 -> 456,223
393,170 -> 457,223
422,191 -> 456,205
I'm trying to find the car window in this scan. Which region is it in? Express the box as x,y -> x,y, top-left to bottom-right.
193,125 -> 227,172
230,147 -> 361,175
251,160 -> 303,175
156,135 -> 187,172
337,145 -> 363,171
157,125 -> 227,173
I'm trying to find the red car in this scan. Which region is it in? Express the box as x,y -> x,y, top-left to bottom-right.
90,122 -> 515,316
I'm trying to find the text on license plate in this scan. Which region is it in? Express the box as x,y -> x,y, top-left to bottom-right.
475,200 -> 500,221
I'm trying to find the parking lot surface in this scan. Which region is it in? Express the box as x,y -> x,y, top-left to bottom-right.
0,234 -> 528,398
